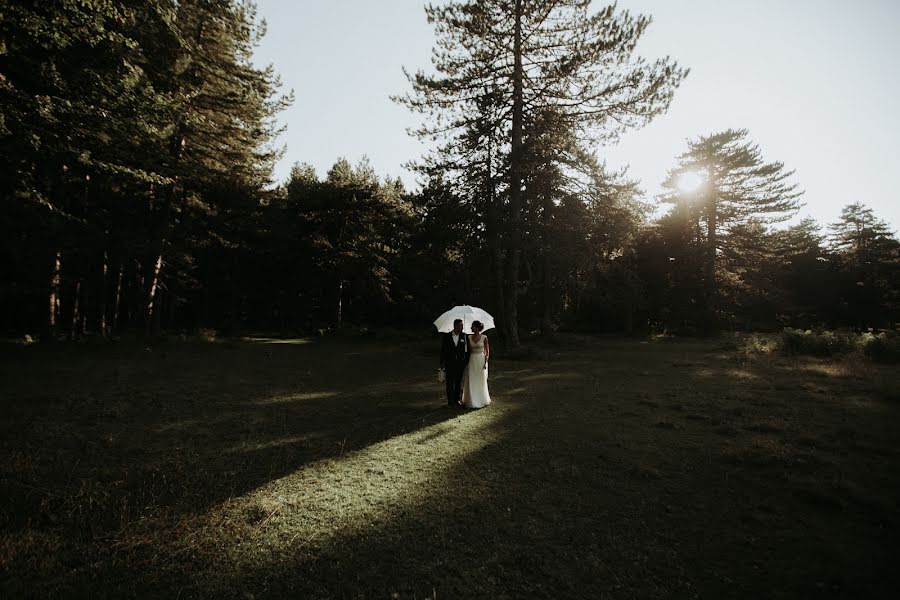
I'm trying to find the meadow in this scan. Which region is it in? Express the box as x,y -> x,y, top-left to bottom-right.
1,334 -> 898,599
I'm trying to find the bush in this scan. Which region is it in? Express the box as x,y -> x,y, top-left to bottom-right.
863,332 -> 900,364
780,328 -> 860,357
738,334 -> 779,354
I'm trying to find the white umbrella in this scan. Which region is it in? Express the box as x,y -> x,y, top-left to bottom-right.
433,305 -> 496,334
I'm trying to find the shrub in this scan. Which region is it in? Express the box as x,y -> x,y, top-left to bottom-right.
739,334 -> 779,354
780,328 -> 859,357
863,332 -> 900,364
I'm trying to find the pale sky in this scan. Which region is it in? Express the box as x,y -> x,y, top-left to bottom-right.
252,0 -> 900,231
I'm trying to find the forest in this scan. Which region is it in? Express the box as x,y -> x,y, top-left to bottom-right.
1,0 -> 898,345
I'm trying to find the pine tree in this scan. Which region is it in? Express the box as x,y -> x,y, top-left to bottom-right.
0,0 -> 290,337
770,217 -> 831,326
829,203 -> 900,327
133,0 -> 290,334
660,129 -> 803,333
283,158 -> 415,329
399,0 -> 687,345
0,0 -> 176,337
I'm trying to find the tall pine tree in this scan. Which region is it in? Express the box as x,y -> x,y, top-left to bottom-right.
660,129 -> 803,333
399,0 -> 687,345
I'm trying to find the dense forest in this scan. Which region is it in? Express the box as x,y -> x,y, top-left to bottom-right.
1,0 -> 898,345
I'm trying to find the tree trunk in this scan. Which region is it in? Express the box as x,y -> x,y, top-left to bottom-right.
151,286 -> 164,335
335,278 -> 343,330
540,197 -> 555,338
502,0 -> 524,348
45,250 -> 62,341
485,119 -> 504,321
98,251 -> 109,336
69,279 -> 82,340
541,254 -> 555,337
623,262 -> 636,336
144,127 -> 182,335
199,250 -> 210,330
704,193 -> 718,335
112,258 -> 124,332
229,252 -> 240,331
125,259 -> 140,332
144,254 -> 163,336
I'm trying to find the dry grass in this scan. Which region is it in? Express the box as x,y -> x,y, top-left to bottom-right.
1,336 -> 899,598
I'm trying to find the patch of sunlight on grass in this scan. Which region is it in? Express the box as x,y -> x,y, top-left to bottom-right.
204,404 -> 511,559
257,391 -> 339,405
844,395 -> 883,410
243,336 -> 313,345
726,368 -> 759,380
793,362 -> 855,378
690,366 -> 757,380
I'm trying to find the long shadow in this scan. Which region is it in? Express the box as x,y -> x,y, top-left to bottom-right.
121,340 -> 899,600
4,339 -> 899,598
0,337 -> 467,594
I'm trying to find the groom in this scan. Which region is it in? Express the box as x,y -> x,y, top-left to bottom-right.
440,319 -> 469,407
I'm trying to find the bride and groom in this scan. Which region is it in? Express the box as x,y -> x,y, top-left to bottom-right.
439,318 -> 491,409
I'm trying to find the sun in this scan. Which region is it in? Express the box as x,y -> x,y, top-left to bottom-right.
677,170 -> 706,194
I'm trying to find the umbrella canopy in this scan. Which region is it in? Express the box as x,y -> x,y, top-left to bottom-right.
433,305 -> 496,334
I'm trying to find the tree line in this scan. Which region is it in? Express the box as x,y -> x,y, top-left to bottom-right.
1,0 -> 288,338
1,1 -> 898,344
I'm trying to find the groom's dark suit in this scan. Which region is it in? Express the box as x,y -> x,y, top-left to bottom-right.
440,332 -> 470,406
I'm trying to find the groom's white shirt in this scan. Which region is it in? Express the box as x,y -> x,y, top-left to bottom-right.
452,332 -> 461,346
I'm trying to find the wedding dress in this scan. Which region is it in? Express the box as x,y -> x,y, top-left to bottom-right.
462,334 -> 491,408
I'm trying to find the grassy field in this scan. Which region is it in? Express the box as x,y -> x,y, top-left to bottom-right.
1,334 -> 899,599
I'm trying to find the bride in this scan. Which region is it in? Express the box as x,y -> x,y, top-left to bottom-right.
462,320 -> 491,408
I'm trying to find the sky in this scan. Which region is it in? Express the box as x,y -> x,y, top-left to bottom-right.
252,0 -> 900,231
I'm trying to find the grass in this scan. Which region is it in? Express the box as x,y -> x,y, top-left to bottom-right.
1,335 -> 899,598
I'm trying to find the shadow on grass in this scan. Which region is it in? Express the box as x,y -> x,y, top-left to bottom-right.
0,338 -> 468,592
168,341 -> 900,600
2,338 -> 899,599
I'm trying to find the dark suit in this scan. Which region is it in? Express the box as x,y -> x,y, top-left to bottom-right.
440,332 -> 470,406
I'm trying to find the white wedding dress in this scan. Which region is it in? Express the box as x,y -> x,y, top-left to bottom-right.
462,334 -> 491,408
